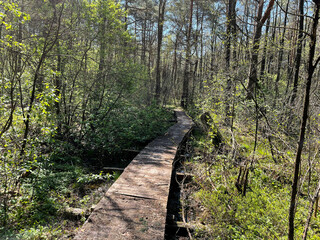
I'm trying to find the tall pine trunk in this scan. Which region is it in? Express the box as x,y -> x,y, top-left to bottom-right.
155,0 -> 166,104
181,0 -> 194,108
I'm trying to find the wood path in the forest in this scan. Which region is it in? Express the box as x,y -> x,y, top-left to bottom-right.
74,109 -> 193,240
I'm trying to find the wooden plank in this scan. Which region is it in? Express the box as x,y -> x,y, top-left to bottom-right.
74,109 -> 193,240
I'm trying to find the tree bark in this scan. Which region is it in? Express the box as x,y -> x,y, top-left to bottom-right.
199,11 -> 204,92
291,0 -> 305,105
260,16 -> 270,81
181,0 -> 194,108
155,0 -> 166,104
225,0 -> 237,124
246,0 -> 274,99
288,2 -> 320,239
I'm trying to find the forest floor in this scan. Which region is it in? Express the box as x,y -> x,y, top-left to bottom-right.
174,110 -> 320,239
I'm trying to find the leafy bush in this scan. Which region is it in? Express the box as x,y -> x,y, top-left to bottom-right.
82,103 -> 174,164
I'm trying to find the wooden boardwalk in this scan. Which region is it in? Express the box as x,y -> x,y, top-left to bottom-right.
74,109 -> 193,240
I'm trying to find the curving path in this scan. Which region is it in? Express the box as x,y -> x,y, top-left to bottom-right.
74,109 -> 193,240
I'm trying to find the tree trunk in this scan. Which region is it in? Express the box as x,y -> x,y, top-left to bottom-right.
210,24 -> 215,80
21,19 -> 61,154
97,15 -> 106,85
291,0 -> 305,105
288,2 -> 320,239
267,4 -> 278,76
246,0 -> 274,99
260,16 -> 270,81
181,0 -> 194,108
274,1 -> 289,102
155,0 -> 166,104
141,9 -> 147,65
225,0 -> 237,124
199,11 -> 204,92
55,39 -> 62,135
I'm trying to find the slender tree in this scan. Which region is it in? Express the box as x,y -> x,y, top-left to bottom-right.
260,15 -> 270,81
274,0 -> 289,102
225,0 -> 237,124
247,0 -> 274,99
181,0 -> 194,108
155,0 -> 166,104
291,0 -> 305,105
288,1 -> 320,239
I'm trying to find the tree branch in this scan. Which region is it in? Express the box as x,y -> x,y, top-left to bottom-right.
314,55 -> 320,68
260,0 -> 275,26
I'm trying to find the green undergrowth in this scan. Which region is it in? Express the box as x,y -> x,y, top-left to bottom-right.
0,104 -> 174,239
185,111 -> 320,239
1,163 -> 114,239
81,103 -> 175,166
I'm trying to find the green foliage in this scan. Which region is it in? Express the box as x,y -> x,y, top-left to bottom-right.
76,172 -> 112,185
83,103 -> 174,163
192,149 -> 285,238
1,155 -> 114,236
0,225 -> 62,240
110,61 -> 149,94
189,122 -> 320,239
188,79 -> 320,238
0,103 -> 174,238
